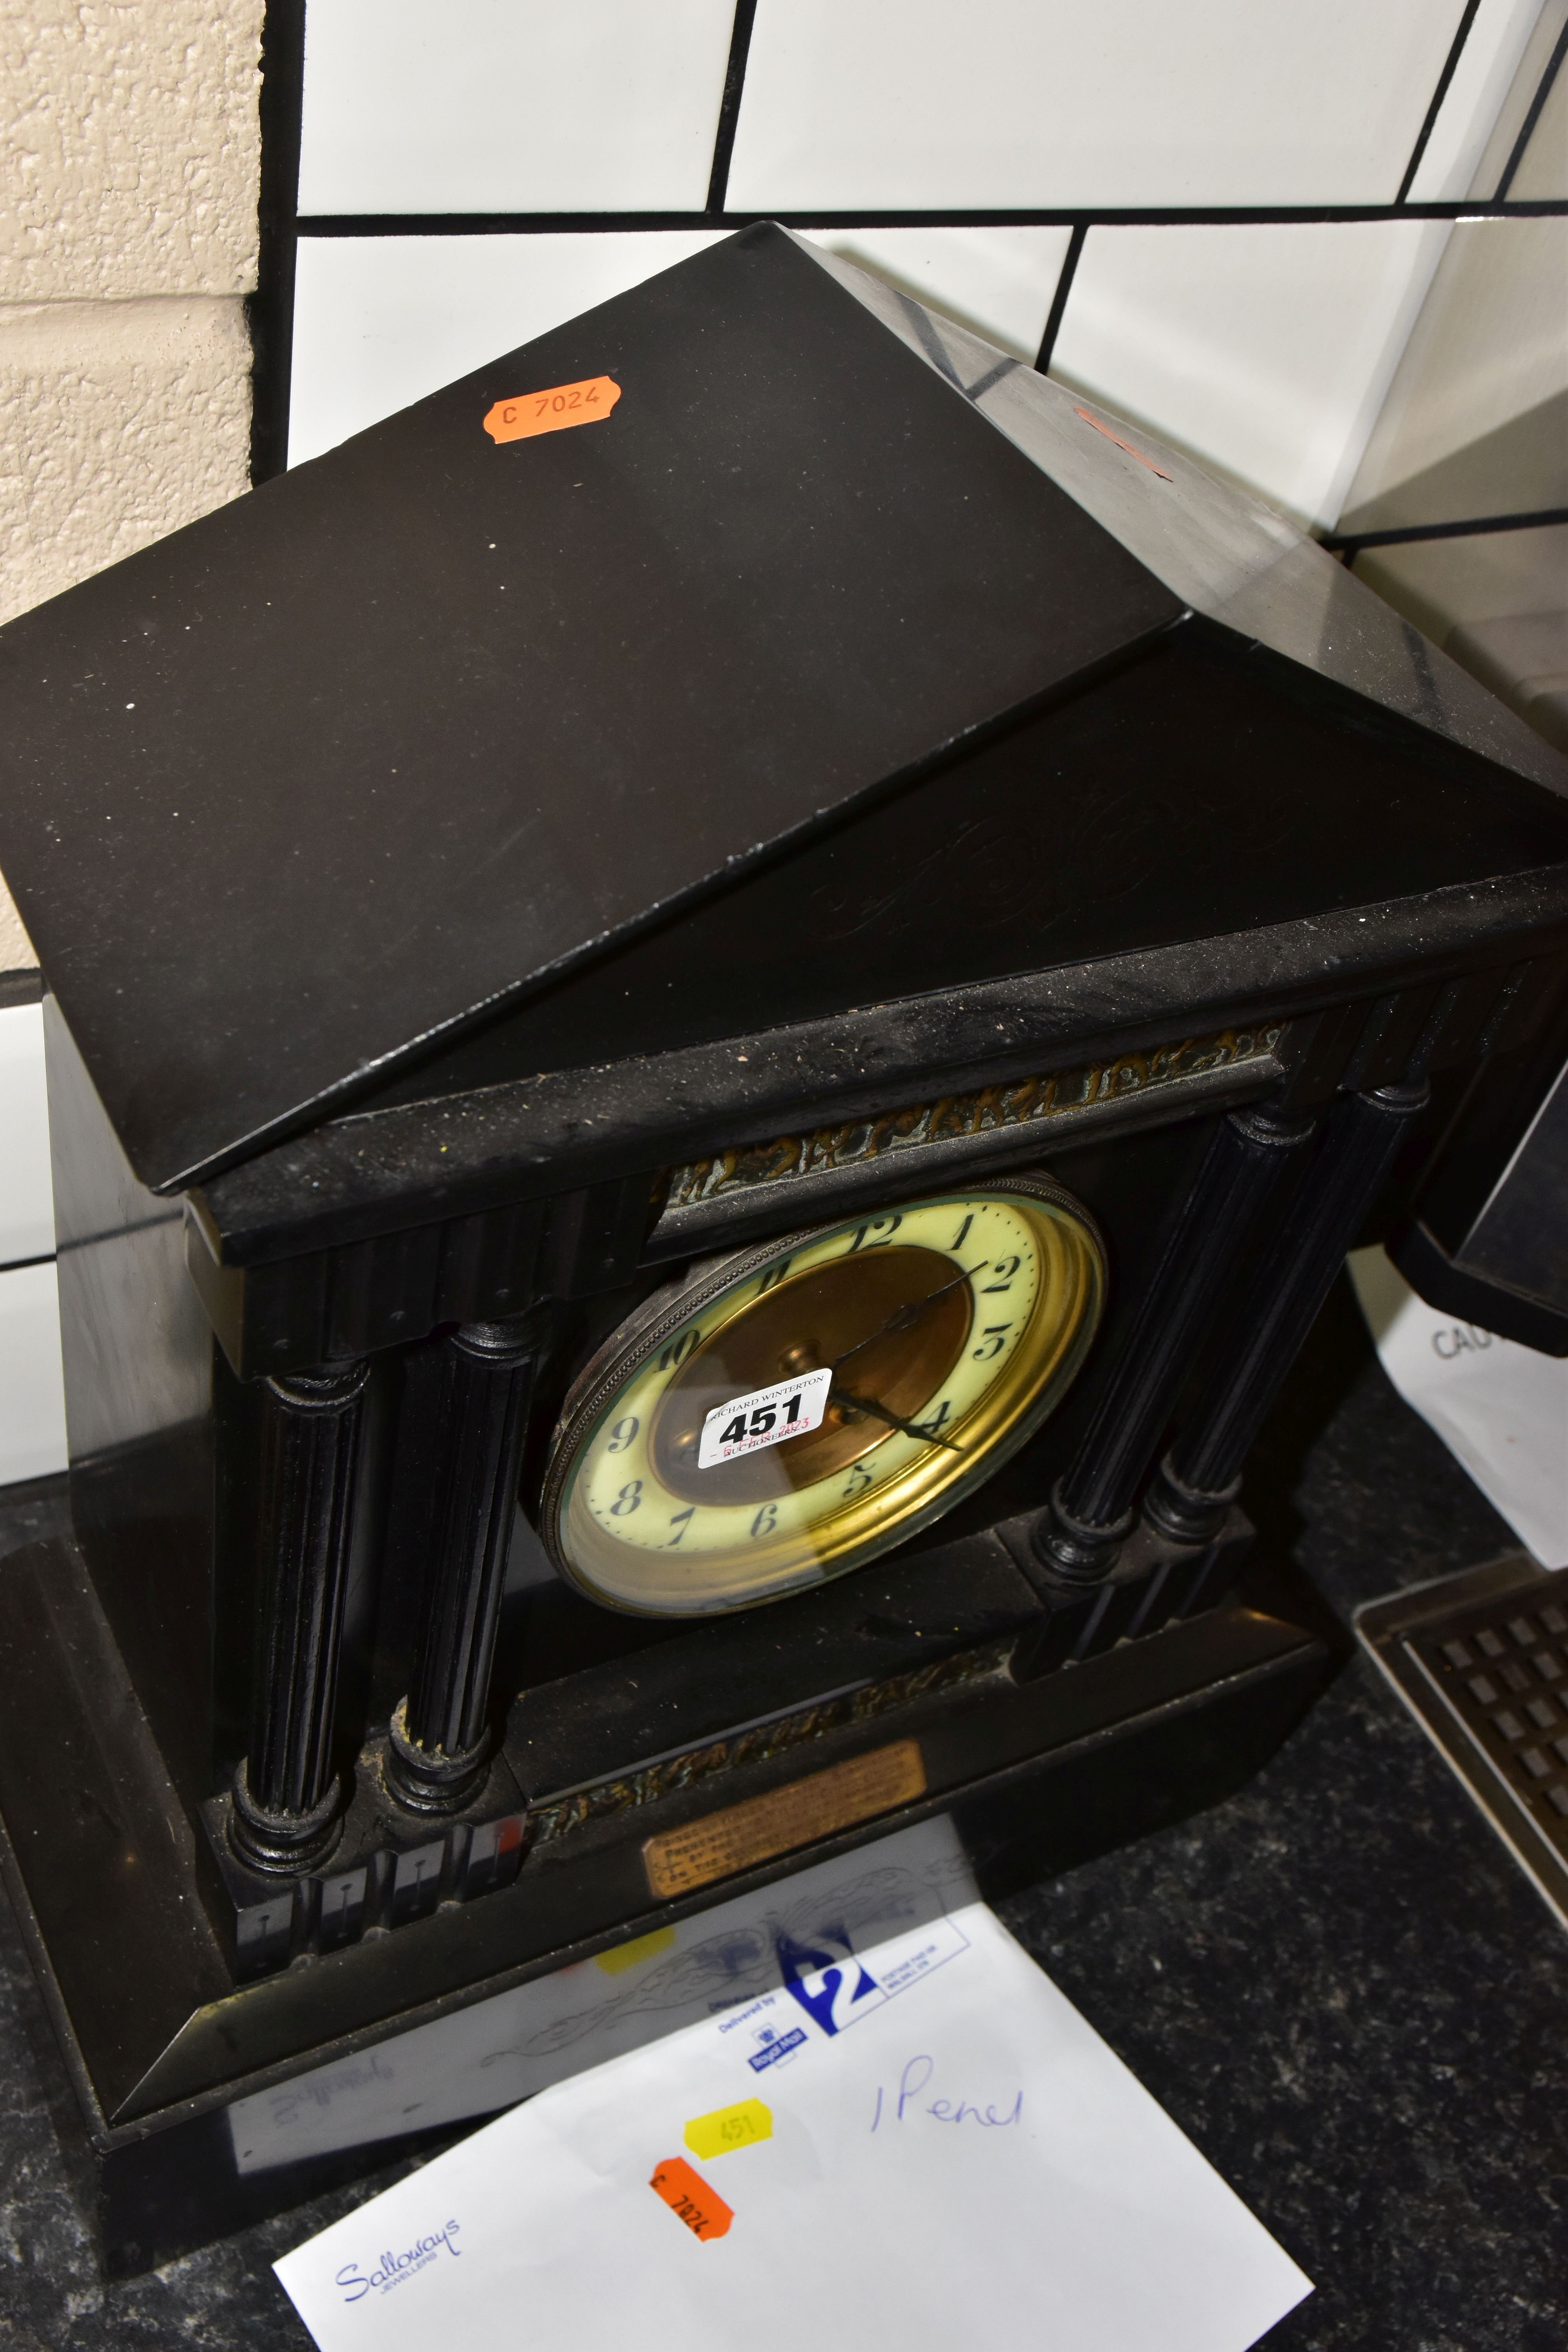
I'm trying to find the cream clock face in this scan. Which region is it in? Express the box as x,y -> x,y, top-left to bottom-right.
540,1177 -> 1106,1616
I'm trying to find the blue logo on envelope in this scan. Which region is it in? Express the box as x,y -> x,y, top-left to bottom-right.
746,2020 -> 808,2072
776,1926 -> 885,2037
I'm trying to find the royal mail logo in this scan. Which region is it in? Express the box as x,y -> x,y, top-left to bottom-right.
335,2219 -> 462,2301
746,2021 -> 808,2072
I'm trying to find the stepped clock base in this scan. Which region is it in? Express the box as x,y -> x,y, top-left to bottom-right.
0,1484 -> 1341,2276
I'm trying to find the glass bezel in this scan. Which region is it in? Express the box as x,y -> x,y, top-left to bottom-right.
539,1174 -> 1106,1617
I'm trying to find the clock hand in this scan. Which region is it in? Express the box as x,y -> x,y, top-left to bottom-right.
828,1259 -> 989,1374
829,1381 -> 965,1452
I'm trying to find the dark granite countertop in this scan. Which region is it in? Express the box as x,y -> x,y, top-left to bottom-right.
2,1278 -> 1563,2350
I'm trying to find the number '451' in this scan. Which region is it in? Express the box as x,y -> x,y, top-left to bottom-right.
718,1394 -> 804,1446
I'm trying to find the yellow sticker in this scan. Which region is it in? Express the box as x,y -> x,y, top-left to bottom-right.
594,1925 -> 676,1976
684,2099 -> 773,2160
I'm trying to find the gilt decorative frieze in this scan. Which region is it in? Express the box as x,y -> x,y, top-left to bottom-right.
662,1026 -> 1283,1219
531,1639 -> 1011,1845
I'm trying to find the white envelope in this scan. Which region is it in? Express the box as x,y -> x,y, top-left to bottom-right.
276,1902 -> 1311,2352
1348,1245 -> 1568,1568
232,1814 -> 977,2174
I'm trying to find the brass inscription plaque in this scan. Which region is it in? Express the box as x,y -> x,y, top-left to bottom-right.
642,1739 -> 926,1900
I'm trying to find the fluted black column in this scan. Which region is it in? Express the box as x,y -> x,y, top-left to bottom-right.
386,1315 -> 543,1813
1035,1100 -> 1318,1583
230,1359 -> 370,1874
1143,1081 -> 1429,1546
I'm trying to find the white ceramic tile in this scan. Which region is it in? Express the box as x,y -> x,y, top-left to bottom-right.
1509,31 -> 1568,198
1357,524 -> 1568,648
1429,0 -> 1568,199
1407,0 -> 1553,200
803,228 -> 1074,364
0,1259 -> 66,1486
1341,218 -> 1568,534
730,0 -> 1471,210
1049,221 -> 1452,532
297,0 -> 735,215
289,230 -> 727,466
0,1001 -> 53,1265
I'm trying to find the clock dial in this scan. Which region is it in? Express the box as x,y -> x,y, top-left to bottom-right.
541,1177 -> 1105,1615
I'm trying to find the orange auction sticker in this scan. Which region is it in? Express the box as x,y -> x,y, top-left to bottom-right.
483,376 -> 621,444
648,2156 -> 733,2241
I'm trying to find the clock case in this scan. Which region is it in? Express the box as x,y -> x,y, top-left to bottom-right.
2,224 -> 1568,2270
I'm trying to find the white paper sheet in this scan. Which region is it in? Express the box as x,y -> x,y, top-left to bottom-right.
275,1902 -> 1311,2352
1348,1246 -> 1568,1568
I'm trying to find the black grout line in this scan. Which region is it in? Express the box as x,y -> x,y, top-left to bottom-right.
293,198 -> 1568,238
1396,0 -> 1483,205
1495,11 -> 1568,201
1325,506 -> 1568,556
1034,223 -> 1086,372
250,0 -> 307,485
705,0 -> 760,216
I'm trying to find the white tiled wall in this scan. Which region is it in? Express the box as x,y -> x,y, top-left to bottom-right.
1405,0 -> 1555,198
0,1003 -> 53,1265
0,1003 -> 64,1483
283,0 -> 1558,531
1051,221 -> 1453,530
804,229 -> 1076,366
0,1262 -> 67,1488
1341,217 -> 1568,535
289,224 -> 1076,461
1462,0 -> 1568,198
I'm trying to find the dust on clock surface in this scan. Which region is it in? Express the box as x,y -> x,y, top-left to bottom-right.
0,223 -> 1171,1193
362,628 -> 1568,1110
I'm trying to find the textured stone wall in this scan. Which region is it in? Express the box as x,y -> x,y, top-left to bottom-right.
0,1 -> 263,968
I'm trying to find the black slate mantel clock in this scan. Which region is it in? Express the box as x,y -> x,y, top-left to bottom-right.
2,223 -> 1567,2269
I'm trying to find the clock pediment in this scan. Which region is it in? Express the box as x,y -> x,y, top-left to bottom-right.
1,223 -> 1564,1196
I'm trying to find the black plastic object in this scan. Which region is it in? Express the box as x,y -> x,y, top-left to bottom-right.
1396,1043 -> 1568,1355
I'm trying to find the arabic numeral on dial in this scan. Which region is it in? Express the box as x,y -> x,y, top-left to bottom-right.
981,1255 -> 1021,1293
843,1460 -> 873,1496
610,1479 -> 644,1517
848,1214 -> 902,1252
950,1212 -> 974,1252
756,1256 -> 794,1295
917,1399 -> 953,1438
750,1503 -> 778,1539
667,1508 -> 695,1547
606,1414 -> 640,1452
657,1327 -> 703,1372
972,1325 -> 1012,1361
